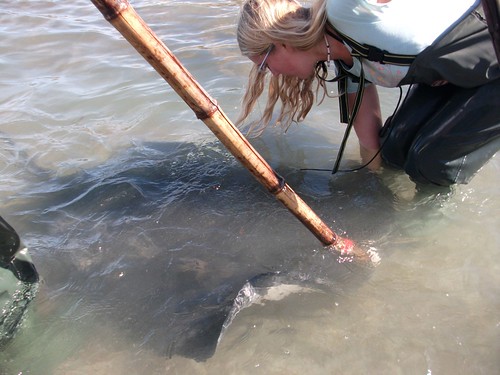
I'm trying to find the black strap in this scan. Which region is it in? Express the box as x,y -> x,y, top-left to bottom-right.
315,60 -> 354,124
325,25 -> 416,66
335,61 -> 350,124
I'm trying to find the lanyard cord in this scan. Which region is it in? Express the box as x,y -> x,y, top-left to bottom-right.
324,25 -> 416,66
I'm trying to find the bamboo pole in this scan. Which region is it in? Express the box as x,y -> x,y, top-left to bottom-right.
90,0 -> 372,263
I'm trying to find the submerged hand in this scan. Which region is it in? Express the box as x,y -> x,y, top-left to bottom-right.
328,236 -> 381,266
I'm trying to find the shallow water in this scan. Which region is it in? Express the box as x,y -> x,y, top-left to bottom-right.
1,1 -> 499,374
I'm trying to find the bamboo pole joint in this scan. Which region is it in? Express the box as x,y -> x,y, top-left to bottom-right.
92,0 -> 129,21
268,173 -> 286,195
195,100 -> 219,120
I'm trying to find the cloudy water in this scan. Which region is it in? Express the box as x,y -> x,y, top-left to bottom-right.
1,0 -> 499,374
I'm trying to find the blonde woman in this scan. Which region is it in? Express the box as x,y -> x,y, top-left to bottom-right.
236,0 -> 500,186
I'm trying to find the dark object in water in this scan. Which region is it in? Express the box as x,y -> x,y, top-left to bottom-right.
0,216 -> 39,347
9,141 -> 380,363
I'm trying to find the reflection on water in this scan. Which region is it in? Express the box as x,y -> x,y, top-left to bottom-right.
1,0 -> 499,374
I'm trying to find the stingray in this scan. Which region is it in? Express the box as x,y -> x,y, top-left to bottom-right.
3,140 -> 390,363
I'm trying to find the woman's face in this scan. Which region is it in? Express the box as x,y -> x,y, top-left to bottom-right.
250,43 -> 317,79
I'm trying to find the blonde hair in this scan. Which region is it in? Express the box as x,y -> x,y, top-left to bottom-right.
236,0 -> 328,135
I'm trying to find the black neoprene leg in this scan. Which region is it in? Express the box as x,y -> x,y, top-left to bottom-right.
381,81 -> 500,186
0,216 -> 20,267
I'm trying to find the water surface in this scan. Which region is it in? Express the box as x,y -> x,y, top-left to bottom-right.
1,1 -> 499,374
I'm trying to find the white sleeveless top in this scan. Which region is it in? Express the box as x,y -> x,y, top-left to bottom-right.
326,0 -> 479,89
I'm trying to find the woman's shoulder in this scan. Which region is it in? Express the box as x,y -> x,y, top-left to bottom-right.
326,0 -> 479,54
326,0 -> 479,26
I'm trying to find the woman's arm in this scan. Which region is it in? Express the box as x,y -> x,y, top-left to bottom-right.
347,84 -> 383,170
